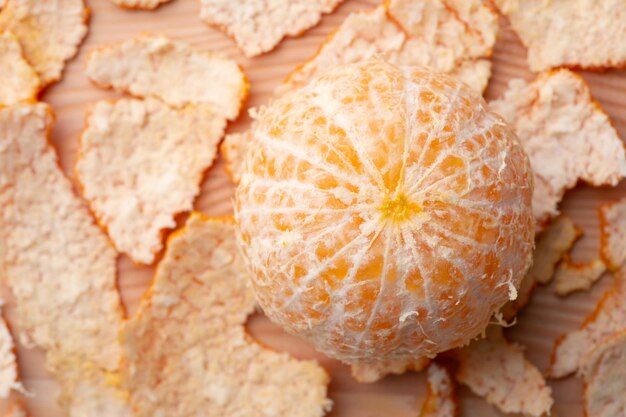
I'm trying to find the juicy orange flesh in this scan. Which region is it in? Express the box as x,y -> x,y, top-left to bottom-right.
236,61 -> 534,361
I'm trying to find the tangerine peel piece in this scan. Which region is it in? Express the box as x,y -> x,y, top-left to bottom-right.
110,0 -> 172,10
0,313 -> 20,398
454,328 -> 553,417
120,213 -> 332,417
0,0 -> 88,85
76,98 -> 227,265
0,103 -> 123,373
490,69 -> 626,227
280,0 -> 497,94
86,34 -> 248,120
599,198 -> 626,271
199,0 -> 346,57
419,362 -> 457,417
581,330 -> 626,417
492,0 -> 626,71
0,30 -> 40,105
553,257 -> 606,296
350,357 -> 430,383
550,272 -> 626,378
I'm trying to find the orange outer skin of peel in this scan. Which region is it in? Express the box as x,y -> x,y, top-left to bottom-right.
235,59 -> 534,365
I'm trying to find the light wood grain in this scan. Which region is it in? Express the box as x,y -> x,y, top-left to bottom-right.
2,0 -> 626,416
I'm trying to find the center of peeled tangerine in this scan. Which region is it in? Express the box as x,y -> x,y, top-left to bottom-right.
380,194 -> 422,223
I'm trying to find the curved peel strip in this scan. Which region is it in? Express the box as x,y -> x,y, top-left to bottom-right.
492,0 -> 626,71
454,328 -> 553,417
350,357 -> 430,383
490,70 -> 626,227
76,98 -> 227,265
86,34 -> 248,120
419,362 -> 457,417
0,31 -> 40,105
280,0 -> 497,95
0,103 -> 124,374
599,198 -> 626,271
502,215 -> 580,320
110,0 -> 172,10
553,258 -> 606,296
120,213 -> 331,417
581,330 -> 626,417
199,0 -> 345,57
0,313 -> 20,399
550,272 -> 626,378
0,0 -> 88,85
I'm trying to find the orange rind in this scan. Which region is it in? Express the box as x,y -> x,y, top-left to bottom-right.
199,0 -> 346,57
0,31 -> 40,105
76,98 -> 227,265
492,0 -> 626,71
280,0 -> 497,95
86,34 -> 248,121
110,0 -> 172,10
490,70 -> 626,227
0,103 -> 124,374
350,357 -> 430,383
599,198 -> 626,271
120,213 -> 332,417
581,329 -> 626,417
454,328 -> 553,417
0,0 -> 88,85
419,362 -> 457,417
236,59 -> 534,364
550,271 -> 626,378
553,257 -> 606,296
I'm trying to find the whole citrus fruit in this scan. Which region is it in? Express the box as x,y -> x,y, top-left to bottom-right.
235,59 -> 534,364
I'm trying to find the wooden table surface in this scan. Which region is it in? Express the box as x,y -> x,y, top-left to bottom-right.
3,0 -> 626,416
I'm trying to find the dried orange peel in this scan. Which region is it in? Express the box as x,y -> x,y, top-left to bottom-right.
120,213 -> 332,417
76,98 -> 227,265
550,272 -> 626,378
280,0 -> 497,94
553,257 -> 606,296
454,328 -> 553,417
581,329 -> 626,417
599,197 -> 626,271
0,103 -> 124,374
0,0 -> 88,85
0,312 -> 21,399
110,0 -> 172,10
492,0 -> 626,71
86,34 -> 248,121
350,357 -> 430,383
0,30 -> 40,105
199,0 -> 346,57
490,69 -> 626,228
502,215 -> 580,320
419,362 -> 457,417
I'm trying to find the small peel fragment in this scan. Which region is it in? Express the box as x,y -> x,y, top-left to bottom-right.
120,213 -> 332,417
110,0 -> 172,10
280,0 -> 497,94
0,103 -> 124,374
0,0 -> 88,85
490,69 -> 626,227
0,313 -> 21,399
76,98 -> 226,265
0,31 -> 40,105
419,362 -> 457,417
502,215 -> 580,320
581,330 -> 626,417
86,34 -> 248,120
553,257 -> 606,296
599,198 -> 626,271
350,357 -> 430,383
492,0 -> 626,72
221,130 -> 251,184
454,328 -> 553,417
199,0 -> 345,57
4,402 -> 28,417
550,272 -> 626,378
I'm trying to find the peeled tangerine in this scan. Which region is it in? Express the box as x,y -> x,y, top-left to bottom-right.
235,59 -> 534,364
